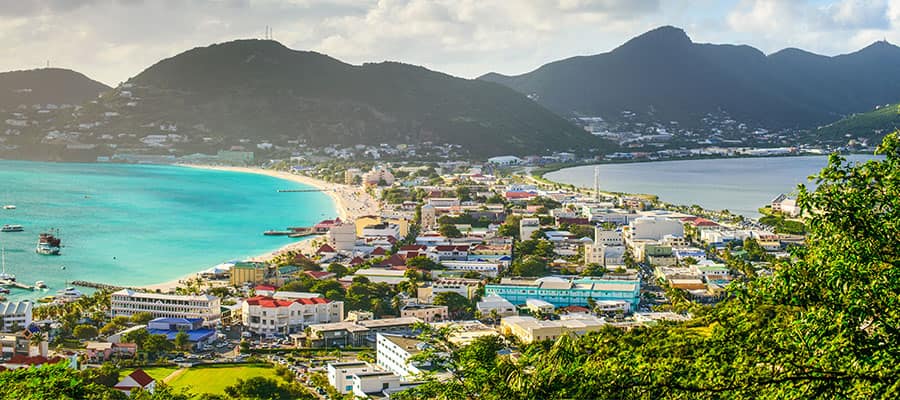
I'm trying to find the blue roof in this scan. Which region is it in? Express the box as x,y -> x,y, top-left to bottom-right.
148,328 -> 215,342
149,317 -> 203,325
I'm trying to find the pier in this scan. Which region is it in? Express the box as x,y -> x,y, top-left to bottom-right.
70,281 -> 125,291
277,188 -> 329,193
0,280 -> 35,290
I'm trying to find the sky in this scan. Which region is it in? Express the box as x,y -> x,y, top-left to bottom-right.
1,0 -> 899,86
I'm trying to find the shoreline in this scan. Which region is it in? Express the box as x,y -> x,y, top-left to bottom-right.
134,164 -> 378,292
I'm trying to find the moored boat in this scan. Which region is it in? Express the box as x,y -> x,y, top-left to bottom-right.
3,205 -> 15,210
35,280 -> 47,289
0,247 -> 14,282
36,232 -> 61,255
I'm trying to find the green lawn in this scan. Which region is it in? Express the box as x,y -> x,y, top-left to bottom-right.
165,364 -> 276,396
125,366 -> 179,382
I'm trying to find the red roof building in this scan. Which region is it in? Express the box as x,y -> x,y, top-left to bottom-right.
114,369 -> 156,395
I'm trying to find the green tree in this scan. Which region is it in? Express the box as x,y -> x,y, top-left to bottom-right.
433,292 -> 472,318
123,328 -> 150,348
439,224 -> 463,238
223,376 -> 313,400
174,330 -> 190,351
497,215 -> 522,239
511,255 -> 548,277
326,263 -> 349,278
130,312 -> 154,325
73,324 -> 99,340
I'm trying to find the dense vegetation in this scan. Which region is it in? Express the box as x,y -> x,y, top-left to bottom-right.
400,133 -> 900,399
0,68 -> 109,110
69,39 -> 609,157
816,102 -> 900,142
481,26 -> 900,129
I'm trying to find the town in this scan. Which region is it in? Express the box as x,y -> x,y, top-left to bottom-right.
0,157 -> 806,399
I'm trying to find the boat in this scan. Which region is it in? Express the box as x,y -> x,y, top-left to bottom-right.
1,224 -> 24,232
3,205 -> 15,210
36,232 -> 61,255
35,280 -> 47,289
56,287 -> 83,302
38,296 -> 55,303
0,288 -> 9,294
0,247 -> 14,282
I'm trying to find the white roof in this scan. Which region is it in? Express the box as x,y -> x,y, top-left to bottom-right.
0,301 -> 32,316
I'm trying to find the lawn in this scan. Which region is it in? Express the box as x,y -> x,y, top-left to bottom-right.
126,366 -> 178,382
165,364 -> 277,396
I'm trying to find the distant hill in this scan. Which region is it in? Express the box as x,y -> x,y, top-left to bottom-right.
0,68 -> 110,109
480,26 -> 900,130
815,103 -> 900,142
73,40 -> 605,157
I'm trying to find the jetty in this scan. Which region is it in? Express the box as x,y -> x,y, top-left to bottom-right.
70,281 -> 125,291
277,188 -> 329,193
0,280 -> 34,290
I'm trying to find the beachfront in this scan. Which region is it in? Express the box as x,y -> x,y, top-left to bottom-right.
138,165 -> 380,292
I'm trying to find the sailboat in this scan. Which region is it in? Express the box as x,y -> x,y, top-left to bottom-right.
0,246 -> 15,282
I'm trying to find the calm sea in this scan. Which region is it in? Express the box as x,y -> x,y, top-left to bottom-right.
544,155 -> 881,218
0,161 -> 335,301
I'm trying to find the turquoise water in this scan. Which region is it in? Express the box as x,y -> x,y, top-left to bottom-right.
544,155 -> 881,218
0,161 -> 336,301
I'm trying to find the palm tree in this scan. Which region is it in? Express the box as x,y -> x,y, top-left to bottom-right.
30,331 -> 45,349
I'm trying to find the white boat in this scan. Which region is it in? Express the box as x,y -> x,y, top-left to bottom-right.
35,281 -> 47,289
1,224 -> 24,232
0,247 -> 14,282
56,287 -> 83,302
3,205 -> 15,210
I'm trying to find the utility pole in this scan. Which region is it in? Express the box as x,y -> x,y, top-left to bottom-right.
594,166 -> 600,201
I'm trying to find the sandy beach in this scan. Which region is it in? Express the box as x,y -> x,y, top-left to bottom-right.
137,164 -> 378,292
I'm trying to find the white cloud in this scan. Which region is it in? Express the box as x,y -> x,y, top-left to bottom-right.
0,0 -> 898,85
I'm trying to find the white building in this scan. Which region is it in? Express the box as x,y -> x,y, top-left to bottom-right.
627,216 -> 684,241
376,333 -> 426,379
327,222 -> 357,251
594,227 -> 624,246
362,223 -> 401,239
487,155 -> 522,166
440,260 -> 502,277
242,296 -> 344,336
362,166 -> 395,186
0,301 -> 32,332
327,361 -> 402,397
110,290 -> 221,327
476,294 -> 517,317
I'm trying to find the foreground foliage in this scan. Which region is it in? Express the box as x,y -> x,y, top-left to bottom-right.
399,133 -> 900,399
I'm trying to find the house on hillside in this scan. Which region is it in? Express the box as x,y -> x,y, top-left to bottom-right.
115,369 -> 156,396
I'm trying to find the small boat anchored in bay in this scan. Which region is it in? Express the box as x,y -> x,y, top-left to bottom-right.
1,224 -> 24,232
36,231 -> 62,256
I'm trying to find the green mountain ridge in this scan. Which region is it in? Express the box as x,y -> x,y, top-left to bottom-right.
815,103 -> 900,142
480,26 -> 900,131
0,68 -> 110,109
67,39 -> 607,157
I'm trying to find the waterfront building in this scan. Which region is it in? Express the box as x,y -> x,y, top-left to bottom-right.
0,301 -> 32,332
500,315 -> 606,344
242,295 -> 344,336
484,276 -> 640,312
229,261 -> 270,286
327,222 -> 357,251
355,216 -> 409,237
362,166 -> 395,186
110,289 -> 221,327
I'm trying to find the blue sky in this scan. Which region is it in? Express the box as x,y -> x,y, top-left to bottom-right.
1,0 -> 898,85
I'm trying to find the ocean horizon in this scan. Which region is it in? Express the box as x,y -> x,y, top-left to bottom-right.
0,161 -> 336,302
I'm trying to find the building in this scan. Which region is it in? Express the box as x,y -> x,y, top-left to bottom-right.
327,222 -> 357,251
500,315 -> 606,344
355,215 -> 410,238
344,168 -> 362,185
400,304 -> 448,322
115,369 -> 156,396
771,194 -> 800,217
525,299 -> 555,314
229,261 -> 270,286
417,278 -> 481,302
420,204 -> 436,230
242,296 -> 344,336
584,242 -> 626,267
327,361 -> 404,397
627,216 -> 684,241
487,155 -> 522,165
361,222 -> 401,240
362,166 -> 395,186
484,276 -> 640,312
0,301 -> 32,332
519,217 -> 540,240
440,260 -> 502,277
476,294 -> 517,317
146,318 -> 216,349
110,290 -> 221,327
303,317 -> 423,348
376,333 -> 426,379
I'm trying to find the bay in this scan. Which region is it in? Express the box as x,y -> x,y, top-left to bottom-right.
0,161 -> 335,302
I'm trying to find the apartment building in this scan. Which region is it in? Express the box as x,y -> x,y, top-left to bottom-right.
110,289 -> 221,327
242,296 -> 344,336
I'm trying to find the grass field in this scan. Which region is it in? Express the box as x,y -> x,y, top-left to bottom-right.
165,364 -> 277,395
126,366 -> 179,382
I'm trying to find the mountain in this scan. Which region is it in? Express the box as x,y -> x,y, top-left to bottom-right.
0,68 -> 110,109
480,26 -> 900,129
815,103 -> 900,142
72,40 -> 605,157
